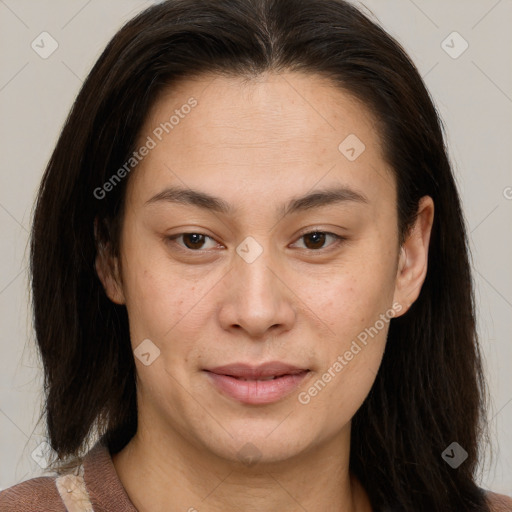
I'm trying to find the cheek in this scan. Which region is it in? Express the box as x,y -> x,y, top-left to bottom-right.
302,257 -> 396,337
301,246 -> 396,389
300,301 -> 390,429
121,260 -> 223,383
127,272 -> 205,339
119,227 -> 208,336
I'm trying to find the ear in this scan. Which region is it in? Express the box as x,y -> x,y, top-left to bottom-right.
94,218 -> 126,305
392,196 -> 434,317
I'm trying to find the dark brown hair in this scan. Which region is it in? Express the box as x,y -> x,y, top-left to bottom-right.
29,0 -> 490,510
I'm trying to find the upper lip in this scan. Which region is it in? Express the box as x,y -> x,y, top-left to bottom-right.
204,361 -> 309,379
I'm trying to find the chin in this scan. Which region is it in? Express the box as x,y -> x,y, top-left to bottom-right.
195,420 -> 315,467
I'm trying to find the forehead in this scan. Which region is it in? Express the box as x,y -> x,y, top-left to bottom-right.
127,71 -> 395,213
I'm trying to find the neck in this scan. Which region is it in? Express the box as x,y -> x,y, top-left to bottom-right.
112,420 -> 372,512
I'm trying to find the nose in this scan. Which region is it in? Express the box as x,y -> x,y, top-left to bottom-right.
217,240 -> 296,339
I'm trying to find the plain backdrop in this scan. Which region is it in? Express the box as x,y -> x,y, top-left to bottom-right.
0,0 -> 511,496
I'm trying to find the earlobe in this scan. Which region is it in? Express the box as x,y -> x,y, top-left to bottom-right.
95,248 -> 125,305
94,219 -> 126,305
398,245 -> 407,273
393,196 -> 434,316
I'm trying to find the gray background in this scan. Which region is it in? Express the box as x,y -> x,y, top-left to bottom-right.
0,0 -> 511,495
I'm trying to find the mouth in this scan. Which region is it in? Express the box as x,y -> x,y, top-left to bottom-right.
204,361 -> 309,379
203,362 -> 310,404
225,374 -> 304,381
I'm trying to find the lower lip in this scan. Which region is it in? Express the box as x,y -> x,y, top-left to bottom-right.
204,370 -> 310,405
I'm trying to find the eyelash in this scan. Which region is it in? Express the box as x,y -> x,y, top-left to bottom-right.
166,230 -> 346,253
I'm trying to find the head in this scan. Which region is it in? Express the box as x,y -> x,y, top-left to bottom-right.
30,1 -> 489,511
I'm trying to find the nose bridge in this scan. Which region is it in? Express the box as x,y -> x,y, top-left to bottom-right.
235,234 -> 279,302
224,234 -> 295,336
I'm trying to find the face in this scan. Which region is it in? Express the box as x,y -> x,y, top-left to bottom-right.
97,71 -> 433,466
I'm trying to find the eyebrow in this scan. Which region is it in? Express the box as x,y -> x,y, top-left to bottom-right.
144,184 -> 369,216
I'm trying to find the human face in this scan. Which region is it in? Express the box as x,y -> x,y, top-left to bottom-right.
102,71 -> 408,464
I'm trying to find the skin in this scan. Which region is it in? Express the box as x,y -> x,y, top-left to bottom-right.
96,71 -> 434,512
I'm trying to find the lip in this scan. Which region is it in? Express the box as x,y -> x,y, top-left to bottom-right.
203,362 -> 310,405
206,361 -> 308,379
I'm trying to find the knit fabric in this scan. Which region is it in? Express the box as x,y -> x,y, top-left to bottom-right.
1,438 -> 511,511
0,438 -> 137,511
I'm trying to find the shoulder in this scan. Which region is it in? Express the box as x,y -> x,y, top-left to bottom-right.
486,490 -> 512,512
0,475 -> 66,512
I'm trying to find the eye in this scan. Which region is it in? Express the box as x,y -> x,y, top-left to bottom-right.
166,230 -> 346,253
167,233 -> 219,251
291,231 -> 346,251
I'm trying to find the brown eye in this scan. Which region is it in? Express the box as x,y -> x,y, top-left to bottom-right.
167,233 -> 217,251
182,233 -> 206,249
303,232 -> 327,250
293,231 -> 345,251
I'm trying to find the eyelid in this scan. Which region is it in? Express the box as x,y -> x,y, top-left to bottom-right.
166,229 -> 347,253
289,230 -> 346,252
166,233 -> 222,252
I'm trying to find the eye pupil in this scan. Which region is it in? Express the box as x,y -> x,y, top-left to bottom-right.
183,233 -> 205,249
304,232 -> 326,250
172,231 -> 339,253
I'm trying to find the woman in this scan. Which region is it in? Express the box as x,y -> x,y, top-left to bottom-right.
1,0 -> 510,510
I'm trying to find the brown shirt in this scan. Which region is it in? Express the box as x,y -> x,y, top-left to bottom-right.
1,438 -> 511,511
0,439 -> 137,512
